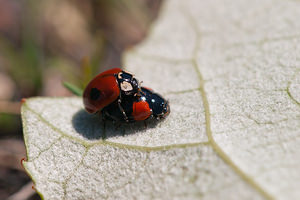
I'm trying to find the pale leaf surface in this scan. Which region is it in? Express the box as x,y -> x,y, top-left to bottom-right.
22,0 -> 300,199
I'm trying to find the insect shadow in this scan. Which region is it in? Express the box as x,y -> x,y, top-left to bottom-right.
72,109 -> 160,140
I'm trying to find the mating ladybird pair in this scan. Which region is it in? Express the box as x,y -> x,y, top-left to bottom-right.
83,68 -> 170,123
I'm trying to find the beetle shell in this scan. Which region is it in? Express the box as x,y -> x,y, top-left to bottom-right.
83,68 -> 122,113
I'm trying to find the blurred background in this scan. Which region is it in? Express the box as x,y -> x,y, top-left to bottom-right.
0,0 -> 162,199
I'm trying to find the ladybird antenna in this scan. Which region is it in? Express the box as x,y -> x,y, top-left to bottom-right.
139,80 -> 143,85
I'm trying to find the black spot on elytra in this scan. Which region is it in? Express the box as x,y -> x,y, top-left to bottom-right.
90,88 -> 101,100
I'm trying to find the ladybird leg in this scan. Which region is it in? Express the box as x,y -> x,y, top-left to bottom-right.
138,86 -> 146,96
122,127 -> 126,136
113,121 -> 126,136
118,93 -> 129,121
117,98 -> 129,122
140,90 -> 146,96
144,121 -> 147,128
100,112 -> 107,139
114,121 -> 122,131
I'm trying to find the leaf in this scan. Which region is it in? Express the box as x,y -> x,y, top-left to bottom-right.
22,0 -> 300,199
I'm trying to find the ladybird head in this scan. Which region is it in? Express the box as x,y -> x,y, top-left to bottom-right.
117,71 -> 140,95
152,94 -> 170,119
161,100 -> 170,119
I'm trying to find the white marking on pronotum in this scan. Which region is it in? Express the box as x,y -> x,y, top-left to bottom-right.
117,72 -> 123,79
120,82 -> 133,91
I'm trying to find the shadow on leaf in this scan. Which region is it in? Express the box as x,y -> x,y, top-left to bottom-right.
72,109 -> 161,140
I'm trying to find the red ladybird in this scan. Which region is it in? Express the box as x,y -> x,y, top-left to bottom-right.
83,68 -> 140,113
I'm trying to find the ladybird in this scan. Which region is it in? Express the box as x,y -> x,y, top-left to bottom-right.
102,87 -> 170,123
83,68 -> 140,113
